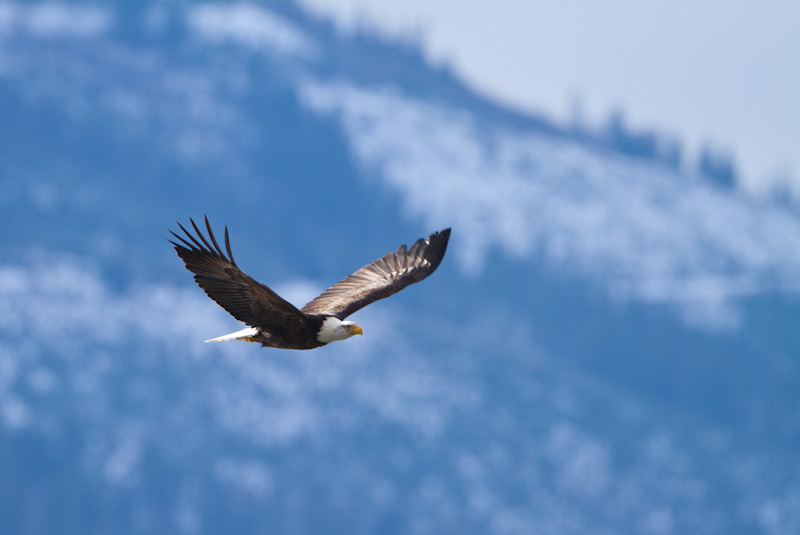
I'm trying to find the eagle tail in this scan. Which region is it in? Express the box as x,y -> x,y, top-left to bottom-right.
205,326 -> 259,343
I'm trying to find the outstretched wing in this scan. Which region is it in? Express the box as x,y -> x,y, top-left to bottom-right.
301,228 -> 451,319
169,216 -> 308,329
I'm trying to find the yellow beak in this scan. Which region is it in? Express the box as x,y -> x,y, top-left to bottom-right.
351,324 -> 363,336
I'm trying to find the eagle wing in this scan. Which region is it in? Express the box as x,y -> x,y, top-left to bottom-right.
170,217 -> 308,330
301,228 -> 451,319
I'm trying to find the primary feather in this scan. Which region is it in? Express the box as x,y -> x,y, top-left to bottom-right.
300,228 -> 451,319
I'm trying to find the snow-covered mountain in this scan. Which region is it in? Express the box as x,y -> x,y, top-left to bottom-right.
1,2 -> 799,534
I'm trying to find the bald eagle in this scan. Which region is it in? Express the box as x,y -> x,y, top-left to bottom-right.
170,217 -> 451,350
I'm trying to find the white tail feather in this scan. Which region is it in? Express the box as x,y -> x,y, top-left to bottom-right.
205,326 -> 259,343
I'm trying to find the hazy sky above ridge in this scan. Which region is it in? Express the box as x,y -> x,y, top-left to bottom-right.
298,0 -> 800,199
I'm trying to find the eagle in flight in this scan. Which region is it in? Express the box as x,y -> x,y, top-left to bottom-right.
170,217 -> 451,350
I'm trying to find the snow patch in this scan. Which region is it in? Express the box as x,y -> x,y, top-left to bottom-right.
188,3 -> 316,59
0,1 -> 112,37
299,80 -> 800,329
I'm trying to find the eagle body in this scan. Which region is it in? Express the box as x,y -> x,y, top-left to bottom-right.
170,217 -> 450,350
210,315 -> 326,350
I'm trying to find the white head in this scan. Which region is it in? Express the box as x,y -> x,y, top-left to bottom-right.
317,316 -> 364,344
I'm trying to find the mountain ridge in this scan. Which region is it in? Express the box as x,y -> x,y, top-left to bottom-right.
1,2 -> 799,534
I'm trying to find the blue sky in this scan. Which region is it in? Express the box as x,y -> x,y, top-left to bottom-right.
299,0 -> 800,200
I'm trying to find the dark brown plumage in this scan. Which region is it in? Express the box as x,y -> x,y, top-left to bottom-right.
170,216 -> 450,350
